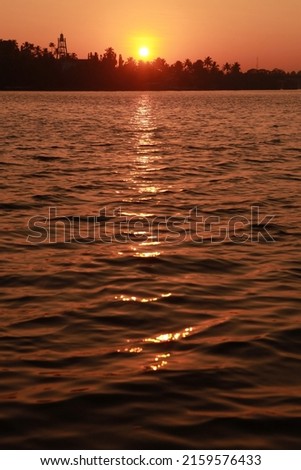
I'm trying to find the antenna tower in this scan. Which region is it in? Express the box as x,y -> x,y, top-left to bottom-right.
57,33 -> 68,59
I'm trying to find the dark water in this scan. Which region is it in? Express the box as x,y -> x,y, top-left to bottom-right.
0,91 -> 301,449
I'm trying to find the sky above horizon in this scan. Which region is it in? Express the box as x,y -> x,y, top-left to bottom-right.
1,0 -> 300,71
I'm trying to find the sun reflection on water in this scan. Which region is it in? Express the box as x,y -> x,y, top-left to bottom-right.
117,326 -> 194,372
129,95 -> 162,196
115,95 -> 167,259
114,96 -> 183,373
149,353 -> 171,371
144,327 -> 193,344
115,293 -> 171,303
133,251 -> 161,258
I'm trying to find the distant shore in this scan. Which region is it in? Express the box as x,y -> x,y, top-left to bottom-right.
1,39 -> 300,91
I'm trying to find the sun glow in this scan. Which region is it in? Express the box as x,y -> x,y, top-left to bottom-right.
130,35 -> 159,61
138,46 -> 150,59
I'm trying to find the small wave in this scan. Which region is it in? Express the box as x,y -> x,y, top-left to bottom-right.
32,155 -> 64,162
0,202 -> 30,211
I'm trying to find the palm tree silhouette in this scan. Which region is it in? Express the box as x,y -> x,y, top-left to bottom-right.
223,62 -> 231,74
204,56 -> 213,70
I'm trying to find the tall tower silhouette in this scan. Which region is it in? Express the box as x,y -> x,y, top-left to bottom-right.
57,33 -> 68,59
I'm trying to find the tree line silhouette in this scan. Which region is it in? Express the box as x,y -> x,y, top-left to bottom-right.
1,39 -> 300,90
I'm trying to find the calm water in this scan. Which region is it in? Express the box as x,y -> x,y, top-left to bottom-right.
0,91 -> 301,449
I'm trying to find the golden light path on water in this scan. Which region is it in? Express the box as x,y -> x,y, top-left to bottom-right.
130,95 -> 165,195
116,95 -> 194,372
115,293 -> 172,303
117,327 -> 194,371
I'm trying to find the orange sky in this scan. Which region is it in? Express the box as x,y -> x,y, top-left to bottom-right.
1,0 -> 300,71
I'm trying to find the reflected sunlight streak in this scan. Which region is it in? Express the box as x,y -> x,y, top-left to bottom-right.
115,293 -> 171,303
117,326 -> 193,372
130,95 -> 162,196
144,327 -> 193,344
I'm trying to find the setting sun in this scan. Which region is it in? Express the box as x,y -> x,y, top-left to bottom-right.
138,46 -> 150,59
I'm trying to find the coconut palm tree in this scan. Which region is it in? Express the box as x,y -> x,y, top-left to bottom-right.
184,58 -> 193,73
231,62 -> 241,74
223,62 -> 231,74
204,56 -> 213,70
49,42 -> 56,56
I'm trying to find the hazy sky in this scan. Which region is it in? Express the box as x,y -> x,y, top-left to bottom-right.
1,0 -> 300,70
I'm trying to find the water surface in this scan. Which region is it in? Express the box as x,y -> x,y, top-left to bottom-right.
0,91 -> 301,449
